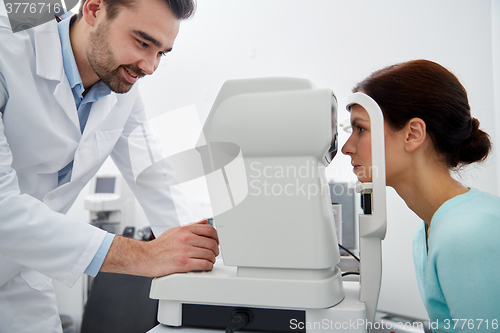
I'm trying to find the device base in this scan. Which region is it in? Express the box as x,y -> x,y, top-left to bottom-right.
150,261 -> 345,316
149,281 -> 366,333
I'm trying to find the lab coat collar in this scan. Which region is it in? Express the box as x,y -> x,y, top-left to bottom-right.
33,19 -> 118,138
34,19 -> 81,133
34,19 -> 64,82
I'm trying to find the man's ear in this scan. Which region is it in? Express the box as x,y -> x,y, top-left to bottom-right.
82,0 -> 103,27
404,118 -> 427,152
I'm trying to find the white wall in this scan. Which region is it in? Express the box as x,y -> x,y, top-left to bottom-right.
493,0 -> 500,194
63,0 -> 498,322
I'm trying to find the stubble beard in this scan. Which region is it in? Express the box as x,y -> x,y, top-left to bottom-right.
87,20 -> 135,94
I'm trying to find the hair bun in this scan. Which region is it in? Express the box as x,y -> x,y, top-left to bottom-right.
353,60 -> 492,169
456,118 -> 491,166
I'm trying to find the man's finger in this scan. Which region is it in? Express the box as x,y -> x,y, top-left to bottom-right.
186,219 -> 208,226
188,224 -> 219,243
189,247 -> 217,264
187,258 -> 214,272
190,236 -> 219,257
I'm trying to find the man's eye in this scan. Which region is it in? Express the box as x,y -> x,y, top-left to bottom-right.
356,126 -> 365,133
138,40 -> 148,48
158,51 -> 167,57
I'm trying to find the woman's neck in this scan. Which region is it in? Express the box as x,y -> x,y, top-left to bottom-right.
391,159 -> 468,226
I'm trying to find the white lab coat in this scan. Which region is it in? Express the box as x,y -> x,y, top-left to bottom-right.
0,14 -> 188,332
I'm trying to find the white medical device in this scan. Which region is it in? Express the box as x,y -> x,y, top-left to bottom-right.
84,175 -> 134,237
149,78 -> 387,333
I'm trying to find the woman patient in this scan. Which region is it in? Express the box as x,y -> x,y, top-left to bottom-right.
342,59 -> 500,332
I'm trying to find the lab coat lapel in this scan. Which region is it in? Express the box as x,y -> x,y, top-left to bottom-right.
53,80 -> 80,132
34,19 -> 81,134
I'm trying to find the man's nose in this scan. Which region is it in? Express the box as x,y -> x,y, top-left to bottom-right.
139,53 -> 160,75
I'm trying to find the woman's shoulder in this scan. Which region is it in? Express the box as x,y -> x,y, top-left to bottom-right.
430,188 -> 500,243
436,188 -> 500,221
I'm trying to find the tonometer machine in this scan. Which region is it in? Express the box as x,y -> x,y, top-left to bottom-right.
149,78 -> 387,333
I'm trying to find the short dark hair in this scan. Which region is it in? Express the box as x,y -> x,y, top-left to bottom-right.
354,59 -> 491,168
77,0 -> 196,21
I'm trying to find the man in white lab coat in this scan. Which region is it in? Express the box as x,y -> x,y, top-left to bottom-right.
0,0 -> 219,331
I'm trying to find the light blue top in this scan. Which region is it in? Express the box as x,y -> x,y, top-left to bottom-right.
57,15 -> 115,277
413,188 -> 500,332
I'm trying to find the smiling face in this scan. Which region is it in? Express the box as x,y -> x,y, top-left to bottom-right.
86,0 -> 180,93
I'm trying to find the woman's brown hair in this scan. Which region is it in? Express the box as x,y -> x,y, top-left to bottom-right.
354,59 -> 491,168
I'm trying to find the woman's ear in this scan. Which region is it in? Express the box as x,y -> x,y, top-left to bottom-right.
82,0 -> 103,27
404,118 -> 427,152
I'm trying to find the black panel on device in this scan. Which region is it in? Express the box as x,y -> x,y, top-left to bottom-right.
181,304 -> 306,332
361,193 -> 372,214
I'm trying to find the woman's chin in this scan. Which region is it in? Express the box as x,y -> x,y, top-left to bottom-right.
357,177 -> 373,183
354,169 -> 373,183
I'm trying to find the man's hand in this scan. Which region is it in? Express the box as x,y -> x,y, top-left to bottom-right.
147,219 -> 220,276
100,219 -> 219,277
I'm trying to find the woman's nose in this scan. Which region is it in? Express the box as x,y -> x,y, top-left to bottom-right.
341,135 -> 355,156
